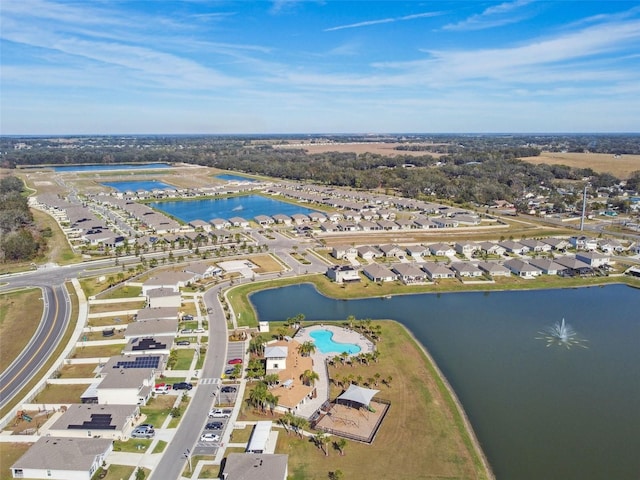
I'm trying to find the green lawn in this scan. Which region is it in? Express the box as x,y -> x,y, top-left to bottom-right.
140,395 -> 175,427
173,349 -> 195,370
113,439 -> 153,453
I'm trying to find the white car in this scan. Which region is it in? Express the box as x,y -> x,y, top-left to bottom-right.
208,409 -> 231,418
200,433 -> 220,442
194,328 -> 206,333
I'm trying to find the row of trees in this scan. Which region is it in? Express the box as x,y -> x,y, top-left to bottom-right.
0,176 -> 41,262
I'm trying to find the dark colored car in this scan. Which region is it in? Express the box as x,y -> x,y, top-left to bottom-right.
176,340 -> 190,346
172,382 -> 193,390
205,422 -> 224,430
224,367 -> 236,375
221,386 -> 237,393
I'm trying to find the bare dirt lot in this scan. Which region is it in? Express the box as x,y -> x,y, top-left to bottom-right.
277,142 -> 445,158
520,152 -> 640,179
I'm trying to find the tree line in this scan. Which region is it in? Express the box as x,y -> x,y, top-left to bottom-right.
0,176 -> 42,262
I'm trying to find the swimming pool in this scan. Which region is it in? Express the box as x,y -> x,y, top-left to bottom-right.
309,329 -> 361,355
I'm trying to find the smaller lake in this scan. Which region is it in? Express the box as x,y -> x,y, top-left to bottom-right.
215,174 -> 258,183
149,195 -> 319,222
53,163 -> 171,172
103,180 -> 176,192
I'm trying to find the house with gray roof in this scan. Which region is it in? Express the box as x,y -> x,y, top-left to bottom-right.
540,237 -> 571,251
210,218 -> 232,229
405,244 -> 430,259
554,256 -> 593,275
528,258 -> 567,275
378,244 -> 405,258
504,258 -> 542,278
479,242 -> 506,256
326,265 -> 361,284
357,245 -> 383,261
391,263 -> 429,284
498,240 -> 529,255
450,262 -> 483,277
11,437 -> 112,480
229,216 -> 250,228
477,261 -> 511,277
125,318 -> 177,339
429,243 -> 455,256
421,262 -> 455,280
570,235 -> 598,251
221,453 -> 288,480
48,404 -> 138,440
575,251 -> 610,268
265,345 -> 288,371
413,217 -> 437,229
146,288 -> 181,309
454,242 -> 479,256
362,263 -> 397,283
332,245 -> 357,260
520,239 -> 551,253
123,335 -> 174,356
135,307 -> 179,322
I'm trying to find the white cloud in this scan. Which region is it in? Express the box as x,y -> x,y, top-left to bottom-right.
324,11 -> 443,32
442,0 -> 534,31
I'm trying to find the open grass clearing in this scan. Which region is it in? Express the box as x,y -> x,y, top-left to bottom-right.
0,442 -> 32,479
57,362 -> 99,378
521,151 -> 640,179
33,383 -> 90,404
98,284 -> 142,300
31,208 -> 80,265
173,349 -> 195,370
88,315 -> 134,327
0,282 -> 79,419
72,343 -> 124,358
84,329 -> 126,341
251,254 -> 285,273
0,288 -> 43,372
113,439 -> 153,453
89,300 -> 146,314
140,395 -> 175,427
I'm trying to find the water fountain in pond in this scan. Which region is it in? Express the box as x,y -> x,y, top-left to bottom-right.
537,318 -> 588,349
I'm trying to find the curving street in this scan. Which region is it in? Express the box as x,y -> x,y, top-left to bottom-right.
0,284 -> 70,410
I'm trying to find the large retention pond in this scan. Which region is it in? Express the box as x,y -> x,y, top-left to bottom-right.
250,284 -> 640,480
149,195 -> 319,223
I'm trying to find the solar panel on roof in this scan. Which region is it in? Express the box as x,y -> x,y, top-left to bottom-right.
132,338 -> 166,351
112,355 -> 161,369
68,413 -> 117,430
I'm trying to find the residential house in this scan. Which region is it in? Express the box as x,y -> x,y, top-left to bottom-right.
47,404 -> 138,440
528,258 -> 567,275
554,256 -> 593,275
96,354 -> 165,405
210,218 -> 231,230
504,259 -> 542,278
272,214 -> 292,225
331,245 -> 358,260
356,245 -> 383,261
378,244 -> 405,258
405,244 -> 430,259
228,216 -> 250,228
265,345 -> 288,371
134,307 -> 179,322
362,263 -> 398,282
575,252 -> 610,268
597,238 -> 625,254
540,237 -> 571,251
498,240 -> 530,255
429,243 -> 455,257
146,288 -> 181,309
326,265 -> 361,284
450,262 -> 483,278
454,242 -> 479,256
421,262 -> 455,280
125,318 -> 177,339
11,437 -> 113,480
188,219 -> 211,232
254,215 -> 274,226
391,263 -> 429,284
570,235 -> 598,250
478,242 -> 507,256
123,335 -> 174,356
290,213 -> 310,225
477,261 -> 511,277
413,217 -> 437,229
184,262 -> 222,280
263,339 -> 314,413
520,239 -> 552,253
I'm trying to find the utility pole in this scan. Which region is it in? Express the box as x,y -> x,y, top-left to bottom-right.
579,184 -> 588,231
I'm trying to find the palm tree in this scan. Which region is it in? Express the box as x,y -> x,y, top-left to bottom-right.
264,373 -> 280,387
280,411 -> 295,435
301,369 -> 320,387
298,341 -> 316,357
334,438 -> 347,456
248,383 -> 268,412
314,432 -> 329,456
374,372 -> 381,386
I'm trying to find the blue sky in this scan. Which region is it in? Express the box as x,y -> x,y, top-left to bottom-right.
1,1 -> 639,134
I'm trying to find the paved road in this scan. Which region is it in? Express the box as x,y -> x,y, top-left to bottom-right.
0,285 -> 70,409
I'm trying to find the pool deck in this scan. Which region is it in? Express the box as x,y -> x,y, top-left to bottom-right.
293,325 -> 375,419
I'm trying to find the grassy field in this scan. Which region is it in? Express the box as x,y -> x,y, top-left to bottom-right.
173,349 -> 195,370
56,362 -> 99,378
31,208 -> 80,265
0,282 -> 79,419
71,343 -> 124,358
521,151 -> 640,178
140,395 -> 176,427
0,288 -> 43,372
0,442 -> 32,479
88,300 -> 146,314
239,320 -> 490,480
93,464 -> 136,480
113,439 -> 153,453
33,383 -> 90,404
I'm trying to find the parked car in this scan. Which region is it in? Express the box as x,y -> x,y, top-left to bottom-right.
194,328 -> 205,333
224,367 -> 236,375
176,340 -> 191,346
154,383 -> 171,394
182,314 -> 194,321
205,422 -> 224,430
200,433 -> 220,442
180,328 -> 193,334
172,382 -> 193,390
131,426 -> 155,438
209,409 -> 231,418
227,358 -> 243,365
221,386 -> 237,393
